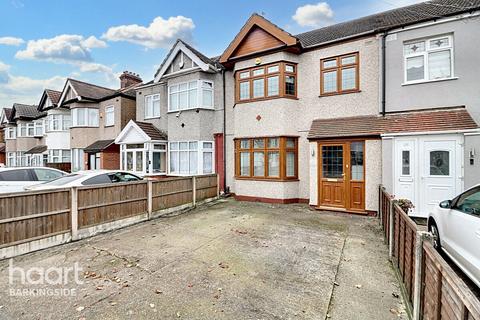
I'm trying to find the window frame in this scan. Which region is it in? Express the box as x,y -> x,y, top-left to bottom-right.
234,136 -> 298,181
144,94 -> 161,119
235,62 -> 297,103
403,34 -> 454,84
320,52 -> 360,96
168,140 -> 215,176
71,108 -> 99,128
104,105 -> 115,127
167,80 -> 214,112
5,127 -> 16,139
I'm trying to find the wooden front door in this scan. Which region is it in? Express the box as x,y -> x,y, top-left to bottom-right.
318,140 -> 365,213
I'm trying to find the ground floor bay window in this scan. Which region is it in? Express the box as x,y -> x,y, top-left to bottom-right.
168,141 -> 214,175
235,137 -> 298,180
72,149 -> 85,172
120,142 -> 167,175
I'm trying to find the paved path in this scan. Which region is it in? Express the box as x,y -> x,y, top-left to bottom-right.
0,199 -> 406,319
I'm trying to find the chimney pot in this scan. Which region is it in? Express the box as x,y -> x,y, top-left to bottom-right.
120,71 -> 142,89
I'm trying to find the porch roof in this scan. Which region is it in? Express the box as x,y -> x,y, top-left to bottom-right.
308,108 -> 478,140
134,121 -> 168,141
25,145 -> 47,154
84,139 -> 115,153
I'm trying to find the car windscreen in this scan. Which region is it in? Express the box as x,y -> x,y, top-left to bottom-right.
39,174 -> 83,186
0,169 -> 33,181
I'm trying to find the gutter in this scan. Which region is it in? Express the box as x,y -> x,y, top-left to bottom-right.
381,128 -> 480,137
222,68 -> 227,193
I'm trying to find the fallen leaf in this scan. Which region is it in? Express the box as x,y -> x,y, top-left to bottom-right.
96,286 -> 103,291
76,306 -> 85,312
392,292 -> 399,298
355,284 -> 362,289
334,282 -> 340,286
155,289 -> 163,294
187,284 -> 193,288
150,304 -> 155,308
390,308 -> 399,315
218,262 -> 229,269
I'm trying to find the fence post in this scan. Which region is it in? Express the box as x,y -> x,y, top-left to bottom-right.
379,186 -> 383,225
71,187 -> 78,241
413,231 -> 430,320
147,180 -> 153,220
388,200 -> 394,261
192,176 -> 196,207
217,174 -> 220,198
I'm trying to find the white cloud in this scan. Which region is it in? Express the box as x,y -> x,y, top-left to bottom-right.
102,16 -> 195,49
293,2 -> 334,28
0,36 -> 24,46
0,60 -> 65,106
15,34 -> 107,63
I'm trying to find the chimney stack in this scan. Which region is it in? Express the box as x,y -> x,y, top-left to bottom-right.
119,71 -> 142,89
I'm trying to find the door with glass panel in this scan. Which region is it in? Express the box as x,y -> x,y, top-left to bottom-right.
318,141 -> 365,212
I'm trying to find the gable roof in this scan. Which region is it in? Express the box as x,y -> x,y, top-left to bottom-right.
153,39 -> 220,82
84,139 -> 116,153
219,13 -> 299,64
308,108 -> 478,139
220,0 -> 480,67
296,0 -> 480,48
11,103 -> 46,121
134,121 -> 168,140
38,89 -> 62,112
115,120 -> 168,144
1,108 -> 12,124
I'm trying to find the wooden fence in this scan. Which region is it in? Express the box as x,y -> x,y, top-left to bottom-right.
0,174 -> 218,259
379,186 -> 480,320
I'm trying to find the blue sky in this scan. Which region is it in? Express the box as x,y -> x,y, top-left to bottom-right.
0,0 -> 419,107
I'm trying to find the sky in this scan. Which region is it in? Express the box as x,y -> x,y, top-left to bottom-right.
0,0 -> 421,108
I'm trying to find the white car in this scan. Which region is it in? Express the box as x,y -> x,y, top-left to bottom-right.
428,184 -> 480,288
24,170 -> 143,191
0,167 -> 66,193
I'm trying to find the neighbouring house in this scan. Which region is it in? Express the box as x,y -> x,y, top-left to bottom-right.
379,4 -> 480,217
1,108 -> 13,166
3,104 -> 47,167
0,111 -> 5,166
37,89 -> 72,171
115,40 -> 224,184
219,0 -> 480,215
57,72 -> 141,171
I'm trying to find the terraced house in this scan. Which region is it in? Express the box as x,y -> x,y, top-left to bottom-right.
115,40 -> 224,183
219,0 -> 480,215
57,72 -> 141,171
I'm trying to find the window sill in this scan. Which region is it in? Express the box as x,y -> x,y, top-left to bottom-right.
319,90 -> 361,97
402,77 -> 458,86
236,96 -> 298,104
167,107 -> 215,113
235,177 -> 299,182
104,125 -> 114,128
144,116 -> 161,120
71,126 -> 99,128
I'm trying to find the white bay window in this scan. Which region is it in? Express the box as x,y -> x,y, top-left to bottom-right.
404,35 -> 453,83
168,80 -> 214,112
120,142 -> 167,175
169,141 -> 214,175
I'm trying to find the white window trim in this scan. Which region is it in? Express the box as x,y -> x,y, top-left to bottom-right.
167,80 -> 214,113
105,105 -> 115,127
403,34 -> 454,85
167,140 -> 215,176
144,94 -> 161,119
5,127 -> 16,139
48,149 -> 71,163
119,142 -> 168,176
47,114 -> 71,132
71,108 -> 99,128
34,120 -> 44,137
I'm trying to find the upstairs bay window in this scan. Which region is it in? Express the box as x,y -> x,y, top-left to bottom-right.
404,35 -> 453,83
320,52 -> 359,96
235,137 -> 298,180
145,94 -> 160,119
5,127 -> 16,139
46,114 -> 71,132
168,80 -> 214,112
17,121 -> 43,137
72,108 -> 99,127
236,62 -> 297,102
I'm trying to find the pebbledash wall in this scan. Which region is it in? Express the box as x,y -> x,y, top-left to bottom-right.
225,35 -> 382,211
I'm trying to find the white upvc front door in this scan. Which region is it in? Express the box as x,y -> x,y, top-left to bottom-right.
393,134 -> 463,217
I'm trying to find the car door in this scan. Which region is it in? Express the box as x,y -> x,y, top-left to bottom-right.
444,187 -> 480,284
0,169 -> 36,193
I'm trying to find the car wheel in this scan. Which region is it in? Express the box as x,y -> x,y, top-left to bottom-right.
429,222 -> 441,250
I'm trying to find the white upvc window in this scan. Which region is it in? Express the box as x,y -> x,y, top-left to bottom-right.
120,142 -> 167,175
168,140 -> 214,175
48,149 -> 71,163
72,108 -> 99,127
5,127 -> 16,139
72,148 -> 85,171
105,105 -> 114,126
144,94 -> 160,119
403,35 -> 454,83
168,80 -> 214,112
47,114 -> 70,131
34,120 -> 43,136
7,152 -> 15,166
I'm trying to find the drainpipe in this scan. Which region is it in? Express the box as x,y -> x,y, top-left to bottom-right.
381,32 -> 387,116
222,68 -> 227,194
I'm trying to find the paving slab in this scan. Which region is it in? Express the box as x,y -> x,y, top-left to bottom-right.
0,199 -> 406,319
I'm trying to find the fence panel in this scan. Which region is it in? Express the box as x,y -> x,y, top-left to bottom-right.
152,177 -> 193,211
380,187 -> 391,242
195,174 -> 218,201
77,181 -> 148,229
0,189 -> 71,247
422,241 -> 480,320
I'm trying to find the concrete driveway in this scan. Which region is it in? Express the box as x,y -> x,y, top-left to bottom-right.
0,199 -> 406,319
